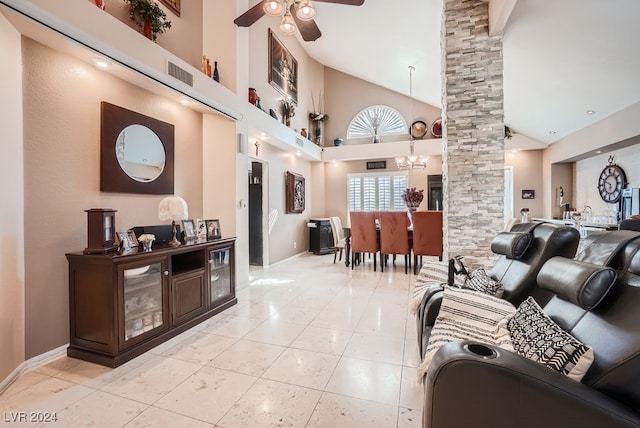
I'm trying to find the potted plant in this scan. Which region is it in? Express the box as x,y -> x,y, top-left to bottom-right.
123,0 -> 171,41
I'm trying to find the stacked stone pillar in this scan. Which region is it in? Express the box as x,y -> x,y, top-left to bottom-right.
442,0 -> 505,268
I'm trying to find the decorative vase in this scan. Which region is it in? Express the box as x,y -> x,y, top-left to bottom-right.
213,61 -> 220,82
300,128 -> 308,138
143,20 -> 152,40
248,88 -> 258,105
407,205 -> 419,225
94,0 -> 105,10
334,137 -> 343,146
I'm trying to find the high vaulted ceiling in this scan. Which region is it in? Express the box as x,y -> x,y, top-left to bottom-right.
288,0 -> 640,146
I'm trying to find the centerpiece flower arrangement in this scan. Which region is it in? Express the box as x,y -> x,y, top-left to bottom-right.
402,187 -> 424,210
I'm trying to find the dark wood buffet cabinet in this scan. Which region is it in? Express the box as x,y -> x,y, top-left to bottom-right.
66,237 -> 236,367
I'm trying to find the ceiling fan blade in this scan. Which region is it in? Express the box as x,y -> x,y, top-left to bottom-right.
234,2 -> 266,27
290,4 -> 322,41
314,0 -> 365,5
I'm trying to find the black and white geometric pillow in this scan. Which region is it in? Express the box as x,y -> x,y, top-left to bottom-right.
461,268 -> 504,298
508,297 -> 594,381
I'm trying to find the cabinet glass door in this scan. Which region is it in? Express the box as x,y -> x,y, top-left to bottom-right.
209,248 -> 231,305
123,262 -> 164,341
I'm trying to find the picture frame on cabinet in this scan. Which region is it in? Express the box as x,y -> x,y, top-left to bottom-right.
181,219 -> 197,241
268,29 -> 298,104
205,219 -> 222,240
116,230 -> 138,250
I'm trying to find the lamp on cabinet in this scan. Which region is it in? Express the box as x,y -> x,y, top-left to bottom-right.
158,196 -> 188,246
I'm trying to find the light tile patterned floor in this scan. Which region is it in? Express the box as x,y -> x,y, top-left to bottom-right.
1,253 -> 426,427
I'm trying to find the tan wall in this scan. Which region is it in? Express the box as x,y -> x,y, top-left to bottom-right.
576,144 -> 640,217
251,144 -> 314,263
505,150 -> 544,218
323,67 -> 441,146
22,39 -> 205,358
324,156 -> 443,226
104,0 -> 204,72
0,14 -> 25,382
203,0 -> 237,93
248,20 -> 325,137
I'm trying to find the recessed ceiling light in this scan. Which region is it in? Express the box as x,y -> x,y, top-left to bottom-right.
296,150 -> 302,157
511,149 -> 519,153
180,98 -> 190,105
549,130 -> 556,135
92,57 -> 111,68
586,110 -> 596,115
596,150 -> 603,154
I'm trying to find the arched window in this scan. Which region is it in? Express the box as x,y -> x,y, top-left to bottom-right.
347,105 -> 407,141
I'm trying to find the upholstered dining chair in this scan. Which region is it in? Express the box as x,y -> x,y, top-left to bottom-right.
328,216 -> 346,263
349,211 -> 380,271
379,211 -> 412,274
412,210 -> 443,274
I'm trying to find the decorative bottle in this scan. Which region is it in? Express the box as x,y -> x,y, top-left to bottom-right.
206,59 -> 212,78
201,55 -> 207,74
213,61 -> 220,82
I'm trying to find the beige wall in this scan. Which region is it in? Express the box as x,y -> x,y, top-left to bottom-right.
0,14 -> 25,382
203,0 -> 237,93
576,144 -> 640,217
248,19 -> 325,137
251,144 -> 314,262
324,156 -> 443,225
22,39 -> 205,358
323,67 -> 441,146
104,0 -> 204,72
505,150 -> 544,218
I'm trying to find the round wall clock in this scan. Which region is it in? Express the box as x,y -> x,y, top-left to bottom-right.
597,159 -> 626,203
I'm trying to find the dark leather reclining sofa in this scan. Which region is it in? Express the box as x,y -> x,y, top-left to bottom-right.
416,221 -> 581,356
421,230 -> 640,428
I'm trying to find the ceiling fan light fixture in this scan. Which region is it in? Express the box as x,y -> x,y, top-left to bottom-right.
279,11 -> 297,35
296,0 -> 316,21
263,0 -> 284,16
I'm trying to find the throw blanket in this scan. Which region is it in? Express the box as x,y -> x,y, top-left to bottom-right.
417,286 -> 516,381
410,261 -> 464,315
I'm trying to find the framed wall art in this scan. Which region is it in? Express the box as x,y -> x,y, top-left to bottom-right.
268,29 -> 298,104
285,171 -> 305,214
522,189 -> 535,199
158,0 -> 180,16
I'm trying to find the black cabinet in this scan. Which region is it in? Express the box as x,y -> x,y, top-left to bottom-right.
308,219 -> 334,255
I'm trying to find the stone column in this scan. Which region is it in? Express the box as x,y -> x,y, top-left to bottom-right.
442,0 -> 505,268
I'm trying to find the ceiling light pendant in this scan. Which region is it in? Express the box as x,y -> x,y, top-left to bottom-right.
296,0 -> 316,21
396,65 -> 427,170
263,0 -> 284,16
279,10 -> 297,35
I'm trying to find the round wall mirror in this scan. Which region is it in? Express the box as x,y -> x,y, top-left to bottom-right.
115,124 -> 166,182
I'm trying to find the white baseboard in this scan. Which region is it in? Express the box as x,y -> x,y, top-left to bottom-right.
0,344 -> 67,395
265,250 -> 307,268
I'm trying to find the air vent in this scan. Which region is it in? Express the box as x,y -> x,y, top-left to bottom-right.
295,137 -> 304,147
167,61 -> 193,87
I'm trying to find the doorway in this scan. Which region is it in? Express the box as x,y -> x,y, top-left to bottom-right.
248,161 -> 264,266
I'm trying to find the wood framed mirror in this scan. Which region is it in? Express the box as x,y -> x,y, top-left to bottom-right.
100,102 -> 174,194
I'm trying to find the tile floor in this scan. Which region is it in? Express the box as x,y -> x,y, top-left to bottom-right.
1,253 -> 426,427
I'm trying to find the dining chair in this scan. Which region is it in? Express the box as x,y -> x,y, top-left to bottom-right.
378,211 -> 412,274
412,210 -> 443,274
329,216 -> 347,263
349,211 -> 380,271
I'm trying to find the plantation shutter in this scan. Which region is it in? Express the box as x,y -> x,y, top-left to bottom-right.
347,172 -> 408,213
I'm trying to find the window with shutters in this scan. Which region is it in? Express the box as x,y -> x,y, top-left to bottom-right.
347,172 -> 409,213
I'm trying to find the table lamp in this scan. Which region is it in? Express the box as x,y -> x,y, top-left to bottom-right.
158,195 -> 188,246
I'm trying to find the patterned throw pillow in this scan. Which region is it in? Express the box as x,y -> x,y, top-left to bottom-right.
508,297 -> 594,381
462,268 -> 504,298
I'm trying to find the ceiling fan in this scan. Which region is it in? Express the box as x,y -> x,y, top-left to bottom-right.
234,0 -> 365,42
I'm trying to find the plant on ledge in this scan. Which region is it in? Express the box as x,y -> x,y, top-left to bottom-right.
123,0 -> 171,41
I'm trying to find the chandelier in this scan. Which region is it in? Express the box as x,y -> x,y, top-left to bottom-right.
263,0 -> 316,36
396,65 -> 428,170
